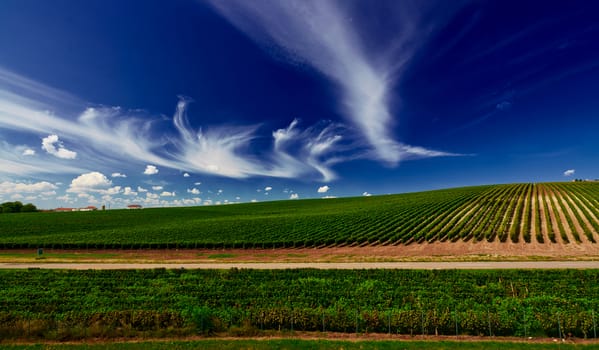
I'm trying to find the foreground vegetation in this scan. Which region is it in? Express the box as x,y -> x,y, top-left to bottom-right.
4,339 -> 599,350
1,269 -> 598,341
1,182 -> 599,248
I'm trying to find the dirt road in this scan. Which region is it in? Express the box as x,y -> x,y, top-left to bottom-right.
2,261 -> 599,270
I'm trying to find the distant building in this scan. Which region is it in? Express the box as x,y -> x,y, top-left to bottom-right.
54,206 -> 98,212
54,207 -> 76,212
79,206 -> 98,211
127,204 -> 143,209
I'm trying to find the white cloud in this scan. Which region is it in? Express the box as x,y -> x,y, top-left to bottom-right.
137,186 -> 148,193
104,186 -> 122,195
187,188 -> 200,195
183,172 -> 190,177
111,172 -> 127,178
56,194 -> 74,203
208,0 -> 456,165
152,186 -> 163,191
41,134 -> 77,159
144,165 -> 159,175
0,141 -> 84,176
0,181 -> 58,194
264,186 -> 272,191
564,169 -> 575,176
289,193 -> 299,200
146,192 -> 159,199
67,172 -> 112,193
322,195 -> 337,199
362,191 -> 372,197
0,65 -> 457,183
194,182 -> 202,185
123,187 -> 137,196
160,191 -> 175,197
22,148 -> 35,156
250,199 -> 258,203
317,185 -> 330,193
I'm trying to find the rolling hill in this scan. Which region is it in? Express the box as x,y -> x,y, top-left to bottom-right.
1,182 -> 599,249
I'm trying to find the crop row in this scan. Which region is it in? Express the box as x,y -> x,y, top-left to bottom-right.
1,269 -> 598,340
0,183 -> 598,247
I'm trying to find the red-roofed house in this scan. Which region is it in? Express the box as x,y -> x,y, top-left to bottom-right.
127,204 -> 143,209
54,207 -> 76,212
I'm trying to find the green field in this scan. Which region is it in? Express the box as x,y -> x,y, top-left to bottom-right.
3,339 -> 599,350
1,269 -> 598,340
1,182 -> 599,248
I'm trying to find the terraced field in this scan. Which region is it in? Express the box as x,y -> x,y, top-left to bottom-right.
1,182 -> 599,249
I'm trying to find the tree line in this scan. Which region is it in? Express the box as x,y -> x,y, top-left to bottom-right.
0,201 -> 38,214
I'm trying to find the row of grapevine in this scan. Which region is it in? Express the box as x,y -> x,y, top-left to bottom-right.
1,183 -> 598,247
2,269 -> 599,340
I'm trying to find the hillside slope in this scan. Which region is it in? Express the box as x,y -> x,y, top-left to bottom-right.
1,182 -> 599,248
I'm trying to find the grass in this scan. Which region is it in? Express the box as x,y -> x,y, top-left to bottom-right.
3,339 -> 599,349
206,253 -> 237,259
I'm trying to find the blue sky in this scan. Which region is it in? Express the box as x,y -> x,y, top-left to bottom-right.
1,0 -> 599,209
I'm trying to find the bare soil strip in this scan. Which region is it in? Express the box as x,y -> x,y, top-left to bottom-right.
3,261 -> 599,270
2,237 -> 599,265
7,333 -> 599,345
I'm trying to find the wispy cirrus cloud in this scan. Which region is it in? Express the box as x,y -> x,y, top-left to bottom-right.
207,0 -> 457,164
0,67 -> 352,181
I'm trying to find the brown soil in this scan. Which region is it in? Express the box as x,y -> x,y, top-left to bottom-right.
2,239 -> 599,265
568,191 -> 599,242
5,331 -> 599,345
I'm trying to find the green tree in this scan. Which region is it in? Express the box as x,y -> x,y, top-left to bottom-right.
21,203 -> 38,213
1,201 -> 23,213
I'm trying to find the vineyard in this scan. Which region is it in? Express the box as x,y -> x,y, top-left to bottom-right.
1,269 -> 598,340
1,182 -> 599,248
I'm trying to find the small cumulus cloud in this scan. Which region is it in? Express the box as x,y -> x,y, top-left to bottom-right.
250,199 -> 258,203
144,165 -> 159,175
183,173 -> 190,177
123,187 -> 137,196
362,192 -> 372,197
111,172 -> 127,178
67,172 -> 112,193
564,169 -> 575,176
152,186 -> 163,191
289,193 -> 299,200
194,182 -> 202,186
41,134 -> 77,159
22,148 -> 35,156
104,186 -> 122,195
317,185 -> 330,193
187,188 -> 200,195
322,195 -> 337,199
160,191 -> 175,197
264,186 -> 272,191
137,186 -> 148,193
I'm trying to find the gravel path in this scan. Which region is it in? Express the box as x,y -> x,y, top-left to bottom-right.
2,261 -> 599,270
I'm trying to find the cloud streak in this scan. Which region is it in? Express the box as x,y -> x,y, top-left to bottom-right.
208,0 -> 455,165
0,69 -> 349,181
